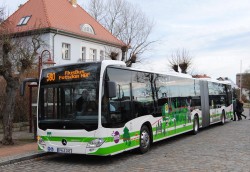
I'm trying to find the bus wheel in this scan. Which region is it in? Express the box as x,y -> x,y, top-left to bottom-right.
139,125 -> 151,154
193,115 -> 199,135
221,111 -> 225,125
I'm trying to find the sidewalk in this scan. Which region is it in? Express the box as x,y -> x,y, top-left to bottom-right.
0,130 -> 48,166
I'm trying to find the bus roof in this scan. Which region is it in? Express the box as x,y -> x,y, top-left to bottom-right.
101,60 -> 232,86
42,60 -> 232,86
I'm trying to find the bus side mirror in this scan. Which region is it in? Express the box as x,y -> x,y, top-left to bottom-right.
20,78 -> 39,96
107,81 -> 117,98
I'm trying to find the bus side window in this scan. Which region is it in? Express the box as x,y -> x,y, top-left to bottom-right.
154,98 -> 168,117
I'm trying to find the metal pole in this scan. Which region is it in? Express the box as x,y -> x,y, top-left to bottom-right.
29,86 -> 32,133
38,56 -> 41,77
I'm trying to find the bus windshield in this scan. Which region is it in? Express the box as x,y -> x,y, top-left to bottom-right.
38,63 -> 101,131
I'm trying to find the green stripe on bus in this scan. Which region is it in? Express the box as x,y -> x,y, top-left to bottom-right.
210,114 -> 220,118
41,130 -> 140,143
154,125 -> 193,140
41,136 -> 93,142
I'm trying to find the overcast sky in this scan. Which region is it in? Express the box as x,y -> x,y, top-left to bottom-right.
2,0 -> 250,82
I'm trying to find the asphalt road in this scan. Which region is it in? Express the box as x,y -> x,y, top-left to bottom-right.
1,115 -> 250,172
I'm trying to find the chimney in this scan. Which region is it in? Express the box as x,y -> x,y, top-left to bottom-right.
69,0 -> 77,7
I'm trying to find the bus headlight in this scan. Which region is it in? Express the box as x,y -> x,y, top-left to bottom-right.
37,136 -> 46,149
87,138 -> 105,148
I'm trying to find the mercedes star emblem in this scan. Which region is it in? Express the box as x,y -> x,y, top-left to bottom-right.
62,139 -> 67,146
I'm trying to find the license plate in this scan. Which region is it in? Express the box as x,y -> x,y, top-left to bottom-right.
57,148 -> 72,154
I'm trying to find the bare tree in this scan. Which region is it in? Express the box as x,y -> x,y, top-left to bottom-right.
87,0 -> 105,22
0,11 -> 45,145
86,0 -> 155,66
0,6 -> 5,23
168,48 -> 192,74
168,51 -> 180,73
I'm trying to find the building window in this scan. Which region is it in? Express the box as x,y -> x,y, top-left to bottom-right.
17,16 -> 31,26
89,48 -> 97,61
80,24 -> 95,34
100,50 -> 104,61
81,47 -> 86,61
62,43 -> 71,60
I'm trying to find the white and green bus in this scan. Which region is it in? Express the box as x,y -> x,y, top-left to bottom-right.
33,60 -> 233,155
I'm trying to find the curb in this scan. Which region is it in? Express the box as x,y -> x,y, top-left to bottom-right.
0,152 -> 52,166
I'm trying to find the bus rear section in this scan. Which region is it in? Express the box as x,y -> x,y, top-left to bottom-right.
200,80 -> 233,128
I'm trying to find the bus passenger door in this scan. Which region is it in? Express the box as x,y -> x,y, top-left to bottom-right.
200,81 -> 210,127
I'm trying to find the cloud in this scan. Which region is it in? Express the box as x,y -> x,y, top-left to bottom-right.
200,31 -> 250,52
128,0 -> 250,83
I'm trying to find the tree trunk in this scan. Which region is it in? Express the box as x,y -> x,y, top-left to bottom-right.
1,79 -> 19,145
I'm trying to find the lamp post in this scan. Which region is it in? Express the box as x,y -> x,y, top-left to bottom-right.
31,50 -> 55,138
38,50 -> 56,76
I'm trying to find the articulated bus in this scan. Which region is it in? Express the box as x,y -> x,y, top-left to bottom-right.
32,60 -> 233,155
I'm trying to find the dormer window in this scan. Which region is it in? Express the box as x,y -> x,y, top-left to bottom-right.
17,16 -> 31,26
80,24 -> 95,34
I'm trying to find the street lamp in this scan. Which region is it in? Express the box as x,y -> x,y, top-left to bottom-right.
33,50 -> 55,138
38,50 -> 56,76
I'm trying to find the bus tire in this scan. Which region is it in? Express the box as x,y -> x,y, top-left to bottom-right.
193,115 -> 199,135
139,125 -> 151,154
221,111 -> 226,125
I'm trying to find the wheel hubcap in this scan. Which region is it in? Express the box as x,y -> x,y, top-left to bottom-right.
141,130 -> 150,148
194,119 -> 198,131
222,115 -> 225,123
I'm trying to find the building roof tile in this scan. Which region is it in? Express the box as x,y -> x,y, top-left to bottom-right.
4,0 -> 125,46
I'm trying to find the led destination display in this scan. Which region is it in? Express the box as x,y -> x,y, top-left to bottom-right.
40,63 -> 101,84
46,70 -> 90,82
